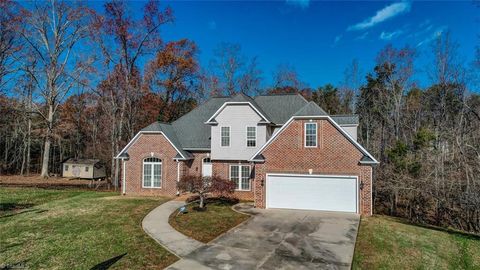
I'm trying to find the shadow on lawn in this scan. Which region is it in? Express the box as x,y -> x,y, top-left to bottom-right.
0,203 -> 48,218
0,202 -> 35,211
90,253 -> 127,270
381,215 -> 480,240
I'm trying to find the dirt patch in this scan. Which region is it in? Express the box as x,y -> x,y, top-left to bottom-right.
0,175 -> 114,191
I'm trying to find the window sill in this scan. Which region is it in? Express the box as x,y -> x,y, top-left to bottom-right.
234,189 -> 252,192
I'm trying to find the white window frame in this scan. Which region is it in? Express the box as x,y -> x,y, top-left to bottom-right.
85,166 -> 89,172
229,165 -> 251,191
142,157 -> 162,189
246,126 -> 257,147
65,165 -> 69,171
304,122 -> 318,148
220,126 -> 231,147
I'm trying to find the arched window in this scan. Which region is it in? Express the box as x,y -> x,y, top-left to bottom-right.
143,157 -> 161,188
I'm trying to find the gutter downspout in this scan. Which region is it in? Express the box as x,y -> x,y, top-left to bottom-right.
122,159 -> 126,195
176,160 -> 180,195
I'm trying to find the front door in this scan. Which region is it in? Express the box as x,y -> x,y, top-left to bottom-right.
202,158 -> 212,177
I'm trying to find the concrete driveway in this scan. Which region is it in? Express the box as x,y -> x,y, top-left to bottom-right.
168,204 -> 360,270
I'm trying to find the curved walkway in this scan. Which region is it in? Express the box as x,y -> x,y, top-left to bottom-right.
142,200 -> 204,257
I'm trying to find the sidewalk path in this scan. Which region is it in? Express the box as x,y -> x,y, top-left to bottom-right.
142,200 -> 204,257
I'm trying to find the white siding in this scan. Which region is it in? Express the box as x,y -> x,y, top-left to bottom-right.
211,104 -> 267,160
63,163 -> 94,178
340,125 -> 357,141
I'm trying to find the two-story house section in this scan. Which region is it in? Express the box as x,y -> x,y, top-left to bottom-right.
116,93 -> 378,215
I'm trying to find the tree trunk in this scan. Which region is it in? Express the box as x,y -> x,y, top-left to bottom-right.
26,107 -> 31,175
41,136 -> 51,178
40,104 -> 54,178
199,194 -> 205,208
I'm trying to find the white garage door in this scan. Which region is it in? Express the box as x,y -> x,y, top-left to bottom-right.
266,174 -> 358,213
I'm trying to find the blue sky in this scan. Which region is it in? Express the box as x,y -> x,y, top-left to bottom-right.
116,1 -> 479,89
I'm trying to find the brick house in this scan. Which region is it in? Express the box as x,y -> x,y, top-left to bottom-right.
116,93 -> 378,215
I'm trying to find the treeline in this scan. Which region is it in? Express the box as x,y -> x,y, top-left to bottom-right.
0,0 -> 479,233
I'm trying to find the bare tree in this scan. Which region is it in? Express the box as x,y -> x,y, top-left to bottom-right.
239,57 -> 263,95
376,45 -> 416,140
92,0 -> 173,188
272,63 -> 305,90
0,0 -> 22,91
339,59 -> 363,113
210,42 -> 245,95
20,0 -> 94,178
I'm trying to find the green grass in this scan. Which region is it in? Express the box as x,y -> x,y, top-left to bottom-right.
0,187 -> 177,269
168,199 -> 250,243
353,215 -> 480,270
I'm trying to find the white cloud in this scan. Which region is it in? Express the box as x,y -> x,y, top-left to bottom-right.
333,35 -> 342,45
356,32 -> 369,40
348,2 -> 411,31
379,30 -> 403,40
417,27 -> 446,47
285,0 -> 310,9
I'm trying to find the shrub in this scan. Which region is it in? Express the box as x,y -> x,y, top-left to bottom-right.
177,175 -> 235,209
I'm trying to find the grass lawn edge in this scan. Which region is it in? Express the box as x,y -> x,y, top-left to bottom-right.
168,200 -> 251,243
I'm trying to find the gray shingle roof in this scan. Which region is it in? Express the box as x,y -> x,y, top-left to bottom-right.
331,115 -> 359,125
141,121 -> 193,159
254,94 -> 308,124
293,101 -> 328,116
172,97 -> 229,149
135,94 -> 359,153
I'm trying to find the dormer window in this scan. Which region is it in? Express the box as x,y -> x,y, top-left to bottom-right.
305,122 -> 317,147
221,126 -> 230,147
246,126 -> 256,147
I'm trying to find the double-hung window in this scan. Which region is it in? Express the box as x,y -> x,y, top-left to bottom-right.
246,126 -> 256,147
143,157 -> 162,188
305,122 -> 318,147
221,127 -> 230,147
230,165 -> 250,190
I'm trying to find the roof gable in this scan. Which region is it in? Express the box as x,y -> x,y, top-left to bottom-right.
253,94 -> 308,124
293,101 -> 328,116
250,115 -> 379,165
205,93 -> 272,124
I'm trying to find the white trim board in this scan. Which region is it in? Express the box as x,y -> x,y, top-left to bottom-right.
115,131 -> 187,160
249,115 -> 379,164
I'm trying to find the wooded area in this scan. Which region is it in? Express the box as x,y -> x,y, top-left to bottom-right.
0,0 -> 479,233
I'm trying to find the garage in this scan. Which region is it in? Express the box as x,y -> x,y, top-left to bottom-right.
266,174 -> 358,213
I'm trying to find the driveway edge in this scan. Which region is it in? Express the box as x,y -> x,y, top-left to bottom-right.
142,200 -> 205,258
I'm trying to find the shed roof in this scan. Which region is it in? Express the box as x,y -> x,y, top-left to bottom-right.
63,158 -> 101,165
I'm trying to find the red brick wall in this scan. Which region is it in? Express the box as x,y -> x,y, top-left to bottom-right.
212,160 -> 254,201
254,119 -> 373,215
123,134 -> 179,196
123,139 -> 255,201
182,152 -> 209,177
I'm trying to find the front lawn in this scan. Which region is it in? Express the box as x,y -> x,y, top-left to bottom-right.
353,215 -> 480,269
0,187 -> 177,269
168,198 -> 250,243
